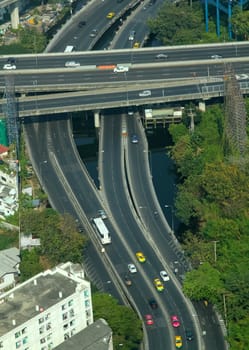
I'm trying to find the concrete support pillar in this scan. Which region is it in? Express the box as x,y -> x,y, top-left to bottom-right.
94,111 -> 100,128
199,102 -> 206,112
10,2 -> 19,30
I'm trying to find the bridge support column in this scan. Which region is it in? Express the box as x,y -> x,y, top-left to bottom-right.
94,111 -> 100,128
199,102 -> 206,112
10,2 -> 19,30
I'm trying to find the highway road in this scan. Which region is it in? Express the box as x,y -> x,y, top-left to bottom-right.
99,113 -> 202,349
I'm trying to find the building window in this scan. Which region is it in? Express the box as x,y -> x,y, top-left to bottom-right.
84,290 -> 89,298
22,337 -> 28,344
62,312 -> 68,320
0,341 -> 3,348
15,341 -> 21,349
68,299 -> 73,307
41,347 -> 47,350
22,327 -> 27,334
46,322 -> 51,331
69,308 -> 74,317
85,300 -> 90,308
63,323 -> 68,331
70,319 -> 75,327
48,342 -> 53,350
61,303 -> 66,310
15,331 -> 21,338
47,333 -> 52,341
39,317 -> 44,324
45,313 -> 51,321
71,328 -> 76,336
39,326 -> 44,334
40,337 -> 46,344
64,333 -> 69,341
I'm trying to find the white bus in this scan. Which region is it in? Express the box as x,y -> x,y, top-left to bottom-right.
64,45 -> 75,53
92,217 -> 111,245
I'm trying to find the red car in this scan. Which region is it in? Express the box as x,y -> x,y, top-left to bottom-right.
171,315 -> 180,328
145,314 -> 154,325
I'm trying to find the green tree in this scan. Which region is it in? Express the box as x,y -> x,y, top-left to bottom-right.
93,293 -> 143,350
19,249 -> 43,281
183,262 -> 224,303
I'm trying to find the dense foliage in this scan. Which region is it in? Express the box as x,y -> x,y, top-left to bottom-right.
93,293 -> 143,350
169,104 -> 249,349
19,210 -> 88,280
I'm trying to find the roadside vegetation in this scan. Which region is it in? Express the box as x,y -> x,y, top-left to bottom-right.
168,102 -> 249,349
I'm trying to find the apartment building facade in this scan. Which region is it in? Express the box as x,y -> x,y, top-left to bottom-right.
0,262 -> 93,350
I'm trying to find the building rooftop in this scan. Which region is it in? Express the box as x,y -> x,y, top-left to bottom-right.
54,318 -> 112,350
0,247 -> 20,277
0,268 -> 78,336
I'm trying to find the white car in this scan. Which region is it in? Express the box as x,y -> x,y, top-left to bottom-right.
235,74 -> 249,80
156,53 -> 168,59
3,64 -> 16,70
211,54 -> 222,59
128,263 -> 137,273
65,61 -> 80,68
160,270 -> 170,281
113,66 -> 129,73
139,90 -> 151,97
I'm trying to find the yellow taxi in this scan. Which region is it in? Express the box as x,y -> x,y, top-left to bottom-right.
153,278 -> 164,292
106,12 -> 115,19
175,335 -> 182,348
136,251 -> 146,263
133,42 -> 140,48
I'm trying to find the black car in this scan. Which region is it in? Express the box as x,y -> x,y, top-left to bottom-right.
78,21 -> 86,27
7,57 -> 16,64
148,298 -> 158,309
185,330 -> 194,341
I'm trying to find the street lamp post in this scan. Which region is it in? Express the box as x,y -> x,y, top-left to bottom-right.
165,205 -> 174,233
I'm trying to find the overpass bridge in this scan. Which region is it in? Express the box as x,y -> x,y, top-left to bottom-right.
0,0 -> 19,29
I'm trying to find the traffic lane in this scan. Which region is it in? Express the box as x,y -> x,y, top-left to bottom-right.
2,61 -> 249,88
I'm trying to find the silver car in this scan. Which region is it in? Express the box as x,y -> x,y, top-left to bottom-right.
139,90 -> 151,97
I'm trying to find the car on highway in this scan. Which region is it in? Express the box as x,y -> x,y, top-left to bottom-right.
160,270 -> 170,281
78,20 -> 86,27
133,42 -> 140,48
211,54 -> 222,59
127,107 -> 134,116
98,209 -> 107,219
90,29 -> 98,37
136,251 -> 146,262
124,275 -> 132,286
153,278 -> 164,292
235,74 -> 249,80
65,61 -> 80,68
129,30 -> 136,41
171,315 -> 180,328
148,298 -> 158,309
139,90 -> 151,97
128,263 -> 137,273
185,329 -> 194,341
106,12 -> 115,19
144,314 -> 154,325
156,53 -> 168,59
175,335 -> 183,348
3,63 -> 16,70
131,134 -> 139,144
113,66 -> 129,73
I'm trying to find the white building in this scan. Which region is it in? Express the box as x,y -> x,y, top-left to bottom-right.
0,262 -> 93,350
0,247 -> 20,293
